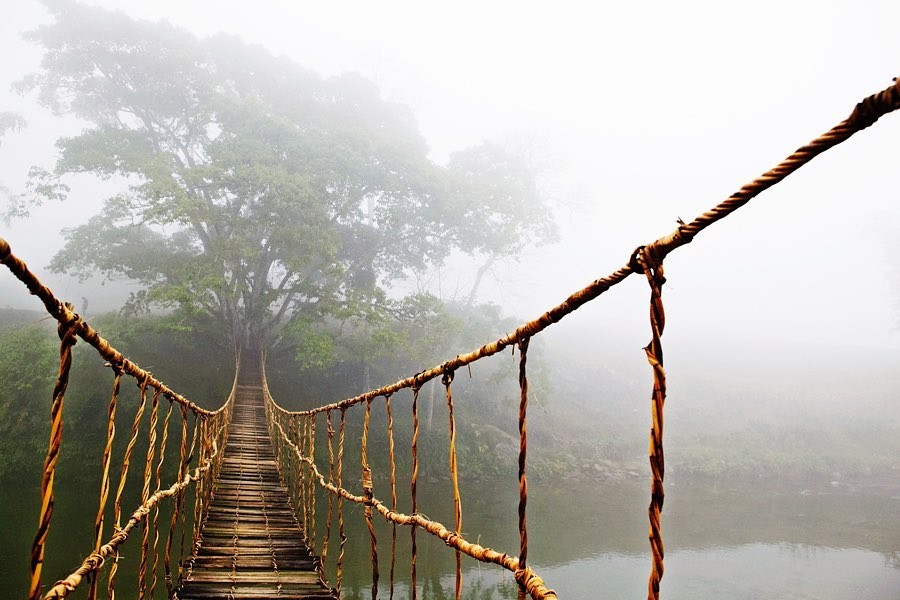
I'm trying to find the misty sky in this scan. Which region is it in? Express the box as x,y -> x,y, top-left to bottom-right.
1,0 -> 899,361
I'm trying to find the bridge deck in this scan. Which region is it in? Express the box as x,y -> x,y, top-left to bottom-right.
177,369 -> 336,599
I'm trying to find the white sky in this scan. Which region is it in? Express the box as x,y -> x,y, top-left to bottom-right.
1,0 -> 899,355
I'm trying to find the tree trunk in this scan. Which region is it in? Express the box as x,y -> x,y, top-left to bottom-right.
465,256 -> 497,308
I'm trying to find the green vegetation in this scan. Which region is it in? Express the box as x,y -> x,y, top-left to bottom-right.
2,2 -> 895,488
0,321 -> 57,478
13,1 -> 554,355
1,301 -> 897,492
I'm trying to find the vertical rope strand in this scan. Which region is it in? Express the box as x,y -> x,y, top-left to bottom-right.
385,394 -> 397,600
177,413 -> 199,589
319,410 -> 335,588
164,405 -> 189,596
189,419 -> 209,567
638,249 -> 668,600
300,415 -> 307,527
516,338 -> 531,600
149,400 -> 174,600
361,397 -> 379,599
87,368 -> 121,600
138,389 -> 161,600
443,370 -> 462,600
108,375 -> 150,600
302,416 -> 311,538
336,408 -> 346,597
410,386 -> 420,600
308,414 -> 317,556
28,313 -> 78,600
291,415 -> 301,520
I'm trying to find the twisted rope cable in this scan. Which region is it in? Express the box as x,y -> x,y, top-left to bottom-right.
108,376 -> 149,599
87,368 -> 120,600
40,424 -> 226,600
29,309 -> 78,600
516,337 -> 530,600
637,249 -> 668,600
673,79 -> 900,252
385,394 -> 398,600
443,370 -> 463,600
164,405 -> 190,597
0,238 -> 221,418
290,415 -> 300,521
138,389 -> 161,600
269,414 -> 558,599
361,397 -> 380,598
319,410 -> 335,588
178,413 -> 199,590
269,79 -> 900,423
0,236 -> 231,597
304,417 -> 312,543
149,400 -> 174,600
187,420 -> 209,573
336,408 -> 346,597
300,416 -> 307,529
260,78 -> 900,600
410,386 -> 420,600
6,77 -> 900,600
308,415 -> 317,556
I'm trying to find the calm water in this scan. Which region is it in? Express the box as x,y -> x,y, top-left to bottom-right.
2,475 -> 898,598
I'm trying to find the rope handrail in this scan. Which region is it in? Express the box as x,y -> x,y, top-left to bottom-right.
0,238 -> 237,599
0,238 -> 225,418
269,78 -> 900,420
265,387 -> 557,599
40,418 -> 228,599
35,360 -> 237,599
263,78 -> 900,600
3,77 -> 898,600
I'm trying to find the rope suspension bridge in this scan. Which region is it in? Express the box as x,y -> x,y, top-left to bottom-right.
3,79 -> 898,600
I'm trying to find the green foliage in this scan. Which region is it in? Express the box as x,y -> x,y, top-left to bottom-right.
0,323 -> 57,478
0,323 -> 56,392
0,308 -> 233,483
17,2 -> 555,352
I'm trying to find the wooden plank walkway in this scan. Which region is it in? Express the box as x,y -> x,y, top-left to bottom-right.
177,365 -> 337,599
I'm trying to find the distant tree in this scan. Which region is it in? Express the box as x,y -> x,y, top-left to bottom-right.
17,1 -> 555,355
0,111 -> 27,223
442,142 -> 557,306
0,112 -> 25,137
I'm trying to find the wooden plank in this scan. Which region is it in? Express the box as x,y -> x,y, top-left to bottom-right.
177,364 -> 337,600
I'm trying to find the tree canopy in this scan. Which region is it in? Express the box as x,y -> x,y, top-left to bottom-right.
17,0 -> 555,352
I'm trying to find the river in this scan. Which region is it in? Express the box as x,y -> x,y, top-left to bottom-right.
2,475 -> 898,598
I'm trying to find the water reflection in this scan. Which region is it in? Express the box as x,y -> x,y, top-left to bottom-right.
318,476 -> 900,599
1,475 -> 897,598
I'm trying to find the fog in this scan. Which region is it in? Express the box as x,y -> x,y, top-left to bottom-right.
2,0 -> 898,452
1,2 -> 899,598
2,1 -> 898,428
3,1 -> 899,342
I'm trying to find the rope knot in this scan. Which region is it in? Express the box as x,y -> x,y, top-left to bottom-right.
636,247 -> 667,288
441,365 -> 455,386
628,245 -> 646,273
57,303 -> 80,346
104,361 -> 125,376
517,337 -> 530,353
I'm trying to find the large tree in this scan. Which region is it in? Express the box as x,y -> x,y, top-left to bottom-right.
17,1 -> 554,352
